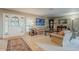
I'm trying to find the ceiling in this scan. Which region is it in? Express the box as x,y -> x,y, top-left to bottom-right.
7,8 -> 79,17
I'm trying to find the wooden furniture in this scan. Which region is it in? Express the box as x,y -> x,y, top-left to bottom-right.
23,34 -> 44,51
29,29 -> 36,36
36,29 -> 44,35
29,29 -> 45,36
50,33 -> 63,38
49,19 -> 54,32
57,25 -> 67,32
50,33 -> 63,46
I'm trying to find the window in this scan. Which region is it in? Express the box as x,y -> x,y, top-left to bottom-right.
4,15 -> 9,34
19,17 -> 26,32
26,17 -> 33,32
10,16 -> 19,26
4,14 -> 26,34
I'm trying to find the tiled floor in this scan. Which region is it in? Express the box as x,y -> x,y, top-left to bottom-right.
1,34 -> 78,51
23,35 -> 63,51
29,35 -> 60,46
7,38 -> 31,51
2,34 -> 61,51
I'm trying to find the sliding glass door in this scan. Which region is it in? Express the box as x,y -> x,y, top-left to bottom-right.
26,17 -> 34,32
3,13 -> 34,35
3,14 -> 9,35
3,14 -> 26,35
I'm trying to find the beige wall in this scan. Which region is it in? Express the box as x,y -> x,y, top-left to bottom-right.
0,8 -> 79,33
0,8 -> 48,31
54,14 -> 79,32
0,14 -> 3,34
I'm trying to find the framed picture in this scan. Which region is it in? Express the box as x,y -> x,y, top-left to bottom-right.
62,19 -> 67,24
36,18 -> 45,26
58,19 -> 67,24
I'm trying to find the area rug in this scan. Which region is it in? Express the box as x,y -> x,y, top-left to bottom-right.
7,38 -> 31,51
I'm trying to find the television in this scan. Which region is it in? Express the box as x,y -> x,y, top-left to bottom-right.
36,18 -> 45,26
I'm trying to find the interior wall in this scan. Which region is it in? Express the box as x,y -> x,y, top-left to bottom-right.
1,8 -> 79,33
54,14 -> 79,32
0,9 -> 48,35
74,18 -> 79,32
0,14 -> 3,35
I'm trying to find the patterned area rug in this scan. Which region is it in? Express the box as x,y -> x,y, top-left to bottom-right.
7,38 -> 31,51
